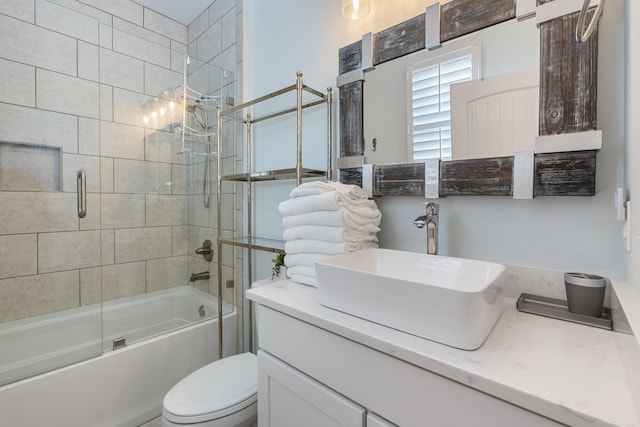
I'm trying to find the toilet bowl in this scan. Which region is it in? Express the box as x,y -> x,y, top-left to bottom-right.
161,352 -> 257,427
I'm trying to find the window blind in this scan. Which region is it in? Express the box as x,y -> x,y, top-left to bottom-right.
409,54 -> 474,162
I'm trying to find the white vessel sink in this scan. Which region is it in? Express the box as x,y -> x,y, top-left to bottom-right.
315,248 -> 506,350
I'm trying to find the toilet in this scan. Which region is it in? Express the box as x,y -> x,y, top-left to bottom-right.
161,352 -> 258,427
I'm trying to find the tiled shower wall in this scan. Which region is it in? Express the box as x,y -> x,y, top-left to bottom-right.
0,0 -> 241,324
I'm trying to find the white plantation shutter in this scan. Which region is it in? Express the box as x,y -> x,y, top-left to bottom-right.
407,46 -> 479,162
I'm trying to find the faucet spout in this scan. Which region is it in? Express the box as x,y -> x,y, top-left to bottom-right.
190,271 -> 210,282
414,202 -> 439,255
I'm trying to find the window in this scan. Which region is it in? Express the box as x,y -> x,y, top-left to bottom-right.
407,46 -> 480,162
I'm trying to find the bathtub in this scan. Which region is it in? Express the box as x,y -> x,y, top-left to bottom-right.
0,286 -> 236,427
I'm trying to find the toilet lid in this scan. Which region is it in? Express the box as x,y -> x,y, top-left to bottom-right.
163,352 -> 257,423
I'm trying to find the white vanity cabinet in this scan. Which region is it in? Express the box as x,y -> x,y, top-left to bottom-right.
256,304 -> 564,427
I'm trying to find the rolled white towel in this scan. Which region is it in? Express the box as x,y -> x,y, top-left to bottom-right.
285,239 -> 378,255
290,181 -> 368,200
284,253 -> 332,268
283,225 -> 378,243
278,192 -> 378,217
287,265 -> 317,278
282,210 -> 381,231
289,273 -> 318,287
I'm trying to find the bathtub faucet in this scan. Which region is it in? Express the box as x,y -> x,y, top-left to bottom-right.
190,271 -> 210,282
414,202 -> 439,255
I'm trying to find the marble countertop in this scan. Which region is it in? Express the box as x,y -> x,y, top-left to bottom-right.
247,280 -> 640,427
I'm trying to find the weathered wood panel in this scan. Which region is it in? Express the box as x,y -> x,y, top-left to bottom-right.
373,14 -> 425,66
440,0 -> 516,43
373,164 -> 425,196
539,10 -> 598,135
440,157 -> 513,196
339,81 -> 364,157
339,168 -> 362,187
534,151 -> 596,196
339,40 -> 363,75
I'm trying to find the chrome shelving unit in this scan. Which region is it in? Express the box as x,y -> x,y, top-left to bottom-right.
216,71 -> 332,355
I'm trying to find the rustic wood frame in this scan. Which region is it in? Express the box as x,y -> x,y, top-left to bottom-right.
337,0 -> 598,197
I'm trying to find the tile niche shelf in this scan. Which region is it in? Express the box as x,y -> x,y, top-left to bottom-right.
216,70 -> 333,271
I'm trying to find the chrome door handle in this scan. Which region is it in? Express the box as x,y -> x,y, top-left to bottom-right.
77,169 -> 86,218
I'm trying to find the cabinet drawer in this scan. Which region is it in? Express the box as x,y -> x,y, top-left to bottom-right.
257,305 -> 564,427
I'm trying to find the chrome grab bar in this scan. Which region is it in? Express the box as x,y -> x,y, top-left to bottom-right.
77,169 -> 86,218
576,0 -> 606,42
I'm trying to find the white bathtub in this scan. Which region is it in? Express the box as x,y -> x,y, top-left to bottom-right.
0,286 -> 236,427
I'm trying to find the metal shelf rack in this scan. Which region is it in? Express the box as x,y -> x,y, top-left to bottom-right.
215,71 -> 332,354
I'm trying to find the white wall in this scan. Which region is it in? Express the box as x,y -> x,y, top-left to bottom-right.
625,0 -> 640,286
244,0 -> 630,281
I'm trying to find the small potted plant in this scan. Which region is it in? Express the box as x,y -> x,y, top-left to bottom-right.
271,253 -> 287,280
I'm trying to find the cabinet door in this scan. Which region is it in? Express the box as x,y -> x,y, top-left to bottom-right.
367,413 -> 397,427
258,350 -> 365,427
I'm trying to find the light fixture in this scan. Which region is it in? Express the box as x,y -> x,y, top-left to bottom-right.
342,0 -> 370,20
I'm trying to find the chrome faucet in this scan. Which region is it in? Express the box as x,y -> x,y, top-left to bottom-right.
190,271 -> 210,282
414,202 -> 439,255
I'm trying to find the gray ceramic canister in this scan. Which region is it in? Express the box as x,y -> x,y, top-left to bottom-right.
564,273 -> 606,318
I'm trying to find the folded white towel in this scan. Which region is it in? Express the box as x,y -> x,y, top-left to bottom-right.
282,210 -> 381,231
283,225 -> 378,243
284,253 -> 332,268
290,181 -> 369,200
287,265 -> 317,278
278,192 -> 378,217
285,239 -> 378,255
289,273 -> 318,287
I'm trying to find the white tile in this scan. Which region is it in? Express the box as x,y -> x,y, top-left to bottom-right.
0,192 -> 78,234
196,22 -> 221,64
171,41 -> 188,72
0,270 -> 79,322
78,0 -> 143,26
114,226 -> 172,263
80,266 -> 101,306
144,63 -> 182,97
36,69 -> 100,119
78,41 -> 99,81
101,261 -> 146,301
101,156 -> 114,192
100,84 -> 114,121
172,225 -> 188,256
49,0 -> 112,25
146,194 -> 186,226
79,118 -> 100,155
113,158 -> 172,194
35,0 -> 99,44
172,164 -> 187,195
0,0 -> 35,22
113,28 -> 170,69
0,14 -> 76,76
102,229 -> 115,265
99,22 -> 113,49
112,87 -> 153,128
220,7 -> 236,52
79,193 -> 101,231
0,104 -> 78,152
0,234 -> 38,279
145,128 -> 182,163
100,48 -> 144,92
113,16 -> 169,48
0,58 -> 35,107
143,8 -> 187,44
100,193 -> 146,229
188,8 -> 209,44
62,154 -> 101,193
100,121 -> 145,160
38,230 -> 101,273
209,0 -> 235,24
147,255 -> 188,292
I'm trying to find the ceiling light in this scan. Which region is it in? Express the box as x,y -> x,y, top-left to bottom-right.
342,0 -> 370,20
